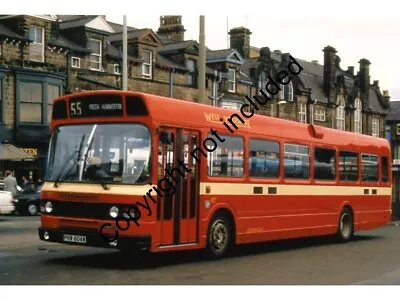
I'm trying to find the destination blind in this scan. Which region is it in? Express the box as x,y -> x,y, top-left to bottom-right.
69,95 -> 123,118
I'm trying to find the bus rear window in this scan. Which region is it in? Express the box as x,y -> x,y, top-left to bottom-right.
382,156 -> 389,183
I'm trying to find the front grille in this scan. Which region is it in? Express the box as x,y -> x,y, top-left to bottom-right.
41,200 -> 117,220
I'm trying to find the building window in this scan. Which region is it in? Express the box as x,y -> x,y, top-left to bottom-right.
29,25 -> 44,62
20,82 -> 42,123
89,39 -> 102,71
114,64 -> 121,75
47,85 -> 60,124
397,124 -> 400,135
285,82 -> 293,101
249,139 -> 280,178
315,108 -> 326,121
354,97 -> 362,133
336,97 -> 345,131
299,103 -> 307,123
372,117 -> 379,137
279,84 -> 284,99
228,68 -> 236,92
284,143 -> 310,179
258,71 -> 269,96
207,135 -> 243,177
71,57 -> 80,68
186,59 -> 196,86
279,82 -> 293,101
142,50 -> 152,78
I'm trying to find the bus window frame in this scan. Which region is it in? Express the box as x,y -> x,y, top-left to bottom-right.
248,137 -> 281,180
337,149 -> 360,184
282,141 -> 311,182
46,122 -> 153,186
206,134 -> 246,179
360,152 -> 379,184
312,145 -> 337,184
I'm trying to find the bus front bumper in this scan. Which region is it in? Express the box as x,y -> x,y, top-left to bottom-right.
38,227 -> 151,251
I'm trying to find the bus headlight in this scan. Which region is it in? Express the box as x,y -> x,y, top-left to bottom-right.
45,201 -> 53,213
110,206 -> 119,219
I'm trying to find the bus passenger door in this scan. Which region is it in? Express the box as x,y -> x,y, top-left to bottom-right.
157,128 -> 200,246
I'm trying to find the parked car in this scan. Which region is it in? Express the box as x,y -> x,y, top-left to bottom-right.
13,183 -> 43,216
0,190 -> 14,215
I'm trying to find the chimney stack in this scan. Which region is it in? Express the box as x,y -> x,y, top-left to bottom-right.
347,66 -> 354,76
383,90 -> 390,106
358,58 -> 371,93
157,16 -> 185,42
373,80 -> 379,88
229,27 -> 251,59
323,45 -> 337,102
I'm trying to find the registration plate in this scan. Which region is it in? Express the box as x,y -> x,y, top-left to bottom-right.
63,234 -> 87,244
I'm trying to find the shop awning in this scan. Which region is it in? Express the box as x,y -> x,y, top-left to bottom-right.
0,144 -> 36,161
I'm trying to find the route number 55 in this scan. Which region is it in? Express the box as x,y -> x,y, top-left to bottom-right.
70,101 -> 82,116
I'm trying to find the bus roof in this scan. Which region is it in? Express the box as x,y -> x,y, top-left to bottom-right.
55,90 -> 390,153
136,91 -> 390,153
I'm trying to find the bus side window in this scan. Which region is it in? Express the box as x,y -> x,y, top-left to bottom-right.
284,143 -> 310,179
248,139 -> 279,178
381,156 -> 389,183
361,154 -> 378,182
207,135 -> 244,177
314,147 -> 336,181
339,151 -> 358,182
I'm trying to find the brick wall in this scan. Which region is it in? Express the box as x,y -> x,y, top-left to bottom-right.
0,43 -> 20,62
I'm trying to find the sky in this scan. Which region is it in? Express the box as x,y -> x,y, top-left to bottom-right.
15,0 -> 400,100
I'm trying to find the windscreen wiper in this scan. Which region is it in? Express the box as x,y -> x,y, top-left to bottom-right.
53,134 -> 86,188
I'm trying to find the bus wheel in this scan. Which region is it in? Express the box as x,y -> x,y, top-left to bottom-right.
205,214 -> 231,259
336,207 -> 354,243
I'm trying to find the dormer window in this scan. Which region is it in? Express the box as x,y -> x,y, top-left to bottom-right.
142,50 -> 152,78
228,68 -> 236,92
258,71 -> 270,97
89,39 -> 102,71
29,25 -> 44,62
279,82 -> 293,101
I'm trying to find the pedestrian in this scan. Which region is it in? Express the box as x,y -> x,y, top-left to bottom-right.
4,170 -> 18,196
21,176 -> 30,191
36,178 -> 43,190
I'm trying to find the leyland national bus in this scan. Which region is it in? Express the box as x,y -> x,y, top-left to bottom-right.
39,90 -> 392,259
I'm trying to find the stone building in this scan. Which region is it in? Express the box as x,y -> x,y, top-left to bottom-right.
0,14 -> 390,182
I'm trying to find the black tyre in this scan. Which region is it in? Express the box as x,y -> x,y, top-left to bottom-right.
336,207 -> 354,242
205,214 -> 231,259
26,203 -> 39,216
